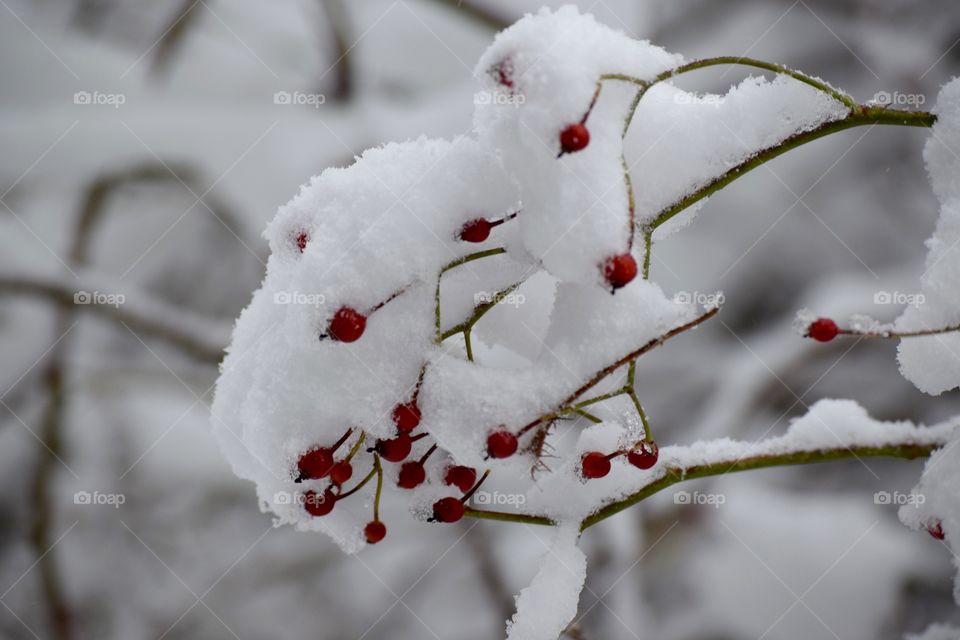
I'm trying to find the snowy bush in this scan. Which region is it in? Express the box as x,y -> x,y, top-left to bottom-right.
212,7 -> 959,639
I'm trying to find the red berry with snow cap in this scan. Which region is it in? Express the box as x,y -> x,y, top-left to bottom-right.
296,232 -> 309,253
487,429 -> 519,459
397,461 -> 426,489
392,403 -> 421,433
444,465 -> 477,493
432,497 -> 466,523
560,123 -> 590,153
927,521 -> 946,540
328,307 -> 367,342
459,219 -> 493,243
297,447 -> 334,480
581,452 -> 611,479
808,318 -> 839,343
627,442 -> 659,470
376,434 -> 413,463
303,488 -> 336,517
603,254 -> 638,290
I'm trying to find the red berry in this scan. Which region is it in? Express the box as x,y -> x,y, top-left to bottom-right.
364,520 -> 387,544
303,488 -> 336,517
397,461 -> 426,489
602,254 -> 638,290
329,461 -> 353,485
296,232 -> 308,253
808,318 -> 839,343
376,434 -> 413,463
459,219 -> 493,243
444,465 -> 477,493
297,447 -> 334,480
627,442 -> 659,470
580,452 -> 612,479
560,123 -> 590,153
486,429 -> 519,459
328,307 -> 367,343
392,403 -> 421,433
927,521 -> 946,540
492,58 -> 514,88
432,497 -> 465,523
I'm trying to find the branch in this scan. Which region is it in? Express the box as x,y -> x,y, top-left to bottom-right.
647,105 -> 935,231
0,271 -> 228,363
464,433 -> 951,529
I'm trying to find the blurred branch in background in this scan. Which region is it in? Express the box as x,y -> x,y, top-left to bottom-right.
148,0 -> 206,78
317,0 -> 354,102
422,0 -> 510,31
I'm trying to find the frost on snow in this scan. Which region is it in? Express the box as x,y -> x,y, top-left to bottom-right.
897,77 -> 960,395
210,5 -> 960,639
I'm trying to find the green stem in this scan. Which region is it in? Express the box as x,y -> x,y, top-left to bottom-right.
463,440 -> 943,529
435,248 -> 507,342
648,106 -> 935,231
442,280 -> 523,340
626,361 -> 652,440
580,442 -> 938,529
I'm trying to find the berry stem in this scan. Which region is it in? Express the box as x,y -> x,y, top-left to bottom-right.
626,361 -> 653,441
572,408 -> 603,424
460,469 -> 491,503
332,428 -> 354,453
464,328 -> 475,362
837,323 -> 960,339
441,280 -> 524,341
435,248 -> 508,343
344,432 -> 366,463
372,455 -> 383,522
418,444 -> 438,465
338,463 -> 378,500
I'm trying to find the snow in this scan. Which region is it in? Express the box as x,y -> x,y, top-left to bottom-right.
907,624 -> 960,640
897,78 -> 960,394
505,522 -> 585,640
900,424 -> 960,602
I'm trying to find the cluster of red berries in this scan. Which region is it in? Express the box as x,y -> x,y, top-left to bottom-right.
293,394 -> 490,539
580,441 -> 659,479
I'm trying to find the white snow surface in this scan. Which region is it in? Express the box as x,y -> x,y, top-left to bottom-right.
898,77 -> 960,394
